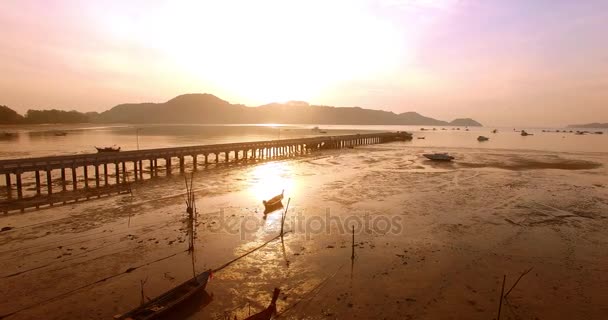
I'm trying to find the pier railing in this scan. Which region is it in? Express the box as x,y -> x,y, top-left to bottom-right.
0,131 -> 412,212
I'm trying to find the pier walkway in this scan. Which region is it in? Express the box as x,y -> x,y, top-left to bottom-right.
0,131 -> 412,212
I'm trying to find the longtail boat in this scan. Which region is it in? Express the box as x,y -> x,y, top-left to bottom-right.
96,146 -> 121,153
244,288 -> 281,320
423,153 -> 455,162
114,270 -> 211,320
263,190 -> 284,214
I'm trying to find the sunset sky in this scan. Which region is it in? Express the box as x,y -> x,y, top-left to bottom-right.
1,0 -> 606,126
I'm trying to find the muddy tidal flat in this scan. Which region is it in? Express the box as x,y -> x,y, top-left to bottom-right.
1,143 -> 607,319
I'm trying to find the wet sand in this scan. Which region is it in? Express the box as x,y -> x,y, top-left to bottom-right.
1,143 -> 607,319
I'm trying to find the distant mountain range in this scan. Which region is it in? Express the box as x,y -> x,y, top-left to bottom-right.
2,93 -> 483,126
568,123 -> 608,128
97,93 -> 482,126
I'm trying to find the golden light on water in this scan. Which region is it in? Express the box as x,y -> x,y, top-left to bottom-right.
248,162 -> 297,203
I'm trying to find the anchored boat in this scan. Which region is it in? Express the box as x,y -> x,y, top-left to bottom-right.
423,153 -> 455,161
96,146 -> 121,153
114,271 -> 211,320
263,190 -> 284,214
244,288 -> 281,320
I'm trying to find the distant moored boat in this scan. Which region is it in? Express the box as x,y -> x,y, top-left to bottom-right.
477,136 -> 489,141
95,146 -> 121,153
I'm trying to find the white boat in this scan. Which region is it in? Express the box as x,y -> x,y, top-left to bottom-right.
423,153 -> 455,161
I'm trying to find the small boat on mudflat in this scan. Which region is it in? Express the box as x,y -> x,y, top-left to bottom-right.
96,146 -> 121,153
244,288 -> 281,320
114,270 -> 211,320
312,127 -> 327,134
54,131 -> 68,136
520,130 -> 533,136
263,191 -> 284,214
423,153 -> 455,161
477,136 -> 489,141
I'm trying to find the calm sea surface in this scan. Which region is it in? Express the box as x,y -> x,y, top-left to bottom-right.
0,124 -> 607,160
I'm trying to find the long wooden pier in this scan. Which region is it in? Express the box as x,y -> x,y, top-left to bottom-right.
0,132 -> 411,212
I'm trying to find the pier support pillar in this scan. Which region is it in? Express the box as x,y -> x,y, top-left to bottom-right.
115,163 -> 120,185
133,161 -> 138,181
16,172 -> 23,199
95,165 -> 100,188
103,163 -> 109,186
122,162 -> 127,182
72,167 -> 77,190
61,168 -> 67,191
4,174 -> 10,199
84,166 -> 89,188
192,155 -> 198,171
166,158 -> 172,176
35,171 -> 41,195
139,160 -> 144,180
179,156 -> 185,173
46,169 -> 53,195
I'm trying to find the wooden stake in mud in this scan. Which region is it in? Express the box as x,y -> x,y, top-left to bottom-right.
497,275 -> 506,320
351,226 -> 355,261
139,278 -> 148,306
281,198 -> 291,238
184,174 -> 198,279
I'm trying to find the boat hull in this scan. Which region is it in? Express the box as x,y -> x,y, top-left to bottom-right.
96,147 -> 121,153
423,154 -> 455,161
263,192 -> 284,214
115,270 -> 211,320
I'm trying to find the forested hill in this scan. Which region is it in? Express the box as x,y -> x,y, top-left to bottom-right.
1,94 -> 483,126
97,93 -> 482,126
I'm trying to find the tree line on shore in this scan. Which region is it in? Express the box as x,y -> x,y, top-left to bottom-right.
0,105 -> 98,124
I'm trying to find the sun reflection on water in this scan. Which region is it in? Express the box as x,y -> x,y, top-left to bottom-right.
248,162 -> 297,204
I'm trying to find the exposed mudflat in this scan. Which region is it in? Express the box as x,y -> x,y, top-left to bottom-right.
1,144 -> 607,319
